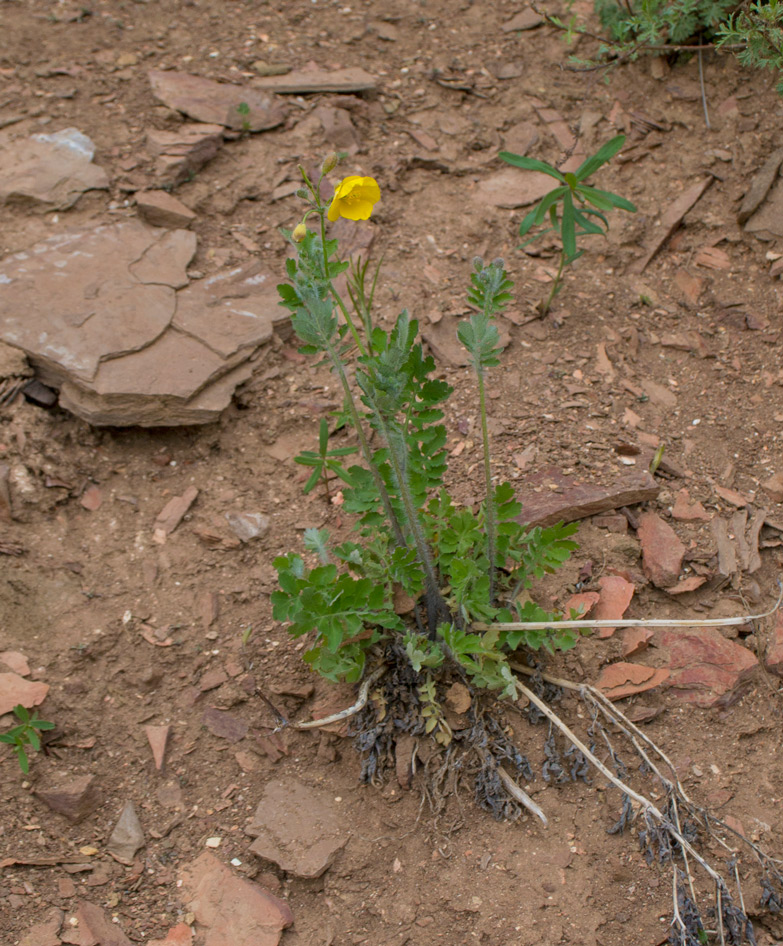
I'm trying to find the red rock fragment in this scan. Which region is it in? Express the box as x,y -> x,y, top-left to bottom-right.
563,591 -> 600,618
671,488 -> 710,521
199,668 -> 228,692
154,485 -> 199,542
666,575 -> 707,595
761,472 -> 783,504
655,627 -> 758,707
179,851 -> 293,946
595,662 -> 670,700
80,485 -> 103,511
19,908 -> 63,946
145,725 -> 170,771
0,650 -> 30,675
592,575 -> 635,638
637,512 -> 685,588
202,707 -> 248,742
674,269 -> 704,306
148,924 -> 193,946
764,611 -> 783,677
35,775 -> 102,824
715,485 -> 750,507
620,627 -> 653,658
76,901 -> 133,946
516,467 -> 659,528
0,672 -> 49,715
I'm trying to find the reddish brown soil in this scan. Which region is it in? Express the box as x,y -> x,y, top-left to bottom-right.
2,2 -> 783,945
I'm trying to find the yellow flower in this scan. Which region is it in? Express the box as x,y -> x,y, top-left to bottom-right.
292,222 -> 308,242
327,175 -> 381,222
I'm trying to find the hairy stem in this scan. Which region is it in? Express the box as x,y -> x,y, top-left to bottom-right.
375,412 -> 449,636
325,341 -> 406,549
540,250 -> 566,316
476,368 -> 497,604
318,211 -> 366,356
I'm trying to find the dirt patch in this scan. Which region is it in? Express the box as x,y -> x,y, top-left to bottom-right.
2,1 -> 783,945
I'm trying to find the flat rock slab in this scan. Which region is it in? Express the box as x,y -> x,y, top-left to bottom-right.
655,627 -> 758,707
19,908 -> 63,946
738,148 -> 783,224
0,225 -> 288,426
250,66 -> 376,94
515,467 -> 659,528
631,177 -> 713,273
765,610 -> 783,676
246,776 -> 348,878
75,901 -> 133,946
149,71 -> 286,131
637,511 -> 685,588
474,168 -> 553,209
136,190 -> 196,229
0,128 -> 108,210
745,177 -> 783,240
180,851 -> 293,946
145,123 -> 224,187
595,662 -> 669,700
0,671 -> 49,714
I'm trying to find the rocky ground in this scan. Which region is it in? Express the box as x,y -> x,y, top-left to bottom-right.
2,1 -> 783,944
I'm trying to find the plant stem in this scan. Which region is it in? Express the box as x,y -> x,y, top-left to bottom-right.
540,250 -> 566,316
324,341 -> 407,549
375,412 -> 449,637
476,368 -> 496,604
318,211 -> 366,355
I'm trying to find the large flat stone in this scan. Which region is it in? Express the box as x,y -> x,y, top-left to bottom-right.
179,851 -> 293,946
146,123 -> 224,187
515,468 -> 659,528
246,776 -> 347,878
0,128 -> 109,210
149,71 -> 286,131
173,288 -> 274,359
655,627 -> 758,707
1,224 -> 289,426
250,67 -> 376,94
474,167 -> 553,209
637,511 -> 685,589
0,221 -> 184,383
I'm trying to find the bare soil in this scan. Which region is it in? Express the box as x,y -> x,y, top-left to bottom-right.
2,1 -> 783,945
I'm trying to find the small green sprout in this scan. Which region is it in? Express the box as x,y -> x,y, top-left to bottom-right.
500,135 -> 636,316
0,704 -> 55,774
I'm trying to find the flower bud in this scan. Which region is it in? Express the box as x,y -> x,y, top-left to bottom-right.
292,223 -> 307,243
321,151 -> 340,175
473,256 -> 484,272
492,257 -> 505,271
295,188 -> 310,200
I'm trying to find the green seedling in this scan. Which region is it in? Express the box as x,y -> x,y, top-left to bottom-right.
294,418 -> 358,500
0,704 -> 54,774
236,101 -> 251,133
500,135 -> 636,316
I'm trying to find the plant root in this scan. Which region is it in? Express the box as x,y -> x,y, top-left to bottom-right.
510,661 -> 783,944
284,665 -> 387,730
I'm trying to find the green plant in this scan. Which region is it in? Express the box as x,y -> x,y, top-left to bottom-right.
500,136 -> 636,316
236,101 -> 251,133
593,0 -> 734,50
540,0 -> 783,95
716,0 -> 783,94
260,154 -> 783,942
294,417 -> 358,500
273,155 -> 580,700
0,704 -> 54,774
